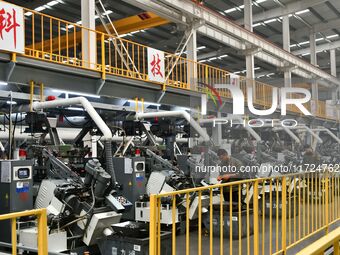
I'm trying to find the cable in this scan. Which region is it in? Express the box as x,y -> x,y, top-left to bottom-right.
11,113 -> 18,151
3,114 -> 25,123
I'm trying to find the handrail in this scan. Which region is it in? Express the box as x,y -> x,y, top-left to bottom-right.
149,171 -> 340,255
296,227 -> 340,255
0,208 -> 48,255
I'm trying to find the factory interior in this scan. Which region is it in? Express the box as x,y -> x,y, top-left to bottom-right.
0,0 -> 340,254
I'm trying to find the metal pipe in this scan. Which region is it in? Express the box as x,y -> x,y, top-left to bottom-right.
0,127 -> 189,143
312,128 -> 340,144
32,97 -> 116,185
135,110 -> 210,142
0,114 -> 88,127
32,97 -> 112,141
198,117 -> 262,142
289,126 -> 323,144
273,127 -> 301,144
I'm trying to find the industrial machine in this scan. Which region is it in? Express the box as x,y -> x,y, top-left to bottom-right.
0,92 -> 337,253
0,160 -> 33,243
113,156 -> 146,220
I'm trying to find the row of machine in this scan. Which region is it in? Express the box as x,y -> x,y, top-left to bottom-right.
0,96 -> 339,254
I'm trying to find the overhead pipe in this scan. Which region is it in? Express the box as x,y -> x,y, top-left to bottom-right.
31,97 -> 117,186
135,110 -> 210,142
250,120 -> 301,144
32,97 -> 112,140
312,128 -> 340,144
199,117 -> 262,142
0,127 -> 189,144
272,126 -> 301,144
289,125 -> 323,144
0,114 -> 88,127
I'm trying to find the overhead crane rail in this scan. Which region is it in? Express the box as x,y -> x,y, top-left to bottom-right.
1,2 -> 337,121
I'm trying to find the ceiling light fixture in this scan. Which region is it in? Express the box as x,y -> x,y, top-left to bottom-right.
35,6 -> 46,12
264,18 -> 277,24
47,1 -> 59,6
224,7 -> 237,14
197,46 -> 206,50
52,89 -> 100,99
299,41 -> 309,46
295,9 -> 310,15
327,34 -> 339,39
253,22 -> 262,27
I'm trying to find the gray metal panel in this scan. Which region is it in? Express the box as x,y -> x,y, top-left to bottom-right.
113,157 -> 146,220
0,160 -> 33,243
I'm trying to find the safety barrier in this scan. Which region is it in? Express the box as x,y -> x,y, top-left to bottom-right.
296,227 -> 340,255
0,208 -> 48,255
0,2 -> 335,121
149,172 -> 340,255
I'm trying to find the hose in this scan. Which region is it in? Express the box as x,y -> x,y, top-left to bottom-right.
105,140 -> 117,187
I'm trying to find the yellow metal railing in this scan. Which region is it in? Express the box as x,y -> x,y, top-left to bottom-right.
149,172 -> 340,255
0,2 -> 335,121
296,227 -> 340,255
0,208 -> 48,255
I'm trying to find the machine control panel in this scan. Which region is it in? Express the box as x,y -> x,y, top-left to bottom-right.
134,161 -> 145,173
13,166 -> 32,181
115,195 -> 133,208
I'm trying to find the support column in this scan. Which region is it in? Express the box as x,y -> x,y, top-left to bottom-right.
330,49 -> 337,77
244,0 -> 255,89
282,15 -> 292,87
310,33 -> 317,66
244,0 -> 253,32
81,0 -> 96,68
310,33 -> 318,101
212,112 -> 222,145
330,49 -> 337,101
186,28 -> 197,88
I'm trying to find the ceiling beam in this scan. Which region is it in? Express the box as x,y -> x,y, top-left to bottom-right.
293,40 -> 340,56
237,0 -> 328,25
123,0 -> 340,87
268,18 -> 340,42
302,18 -> 340,35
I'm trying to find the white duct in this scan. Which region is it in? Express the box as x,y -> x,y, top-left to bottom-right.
135,111 -> 210,142
272,127 -> 301,144
312,128 -> 340,144
32,97 -> 116,183
0,127 -> 190,144
198,117 -> 262,142
32,97 -> 112,141
289,126 -> 323,144
0,128 -> 81,140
